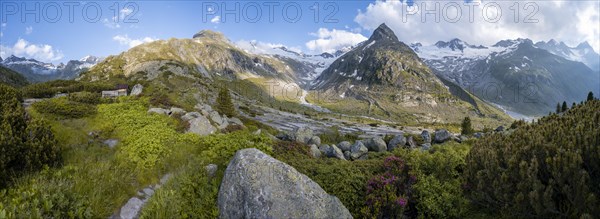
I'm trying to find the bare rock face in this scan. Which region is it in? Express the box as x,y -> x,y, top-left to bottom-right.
218,148 -> 352,219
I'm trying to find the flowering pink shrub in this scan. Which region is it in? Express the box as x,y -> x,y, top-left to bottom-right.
361,156 -> 415,218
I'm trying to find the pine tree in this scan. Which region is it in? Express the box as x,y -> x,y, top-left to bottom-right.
588,91 -> 594,101
561,101 -> 568,112
556,103 -> 561,114
216,87 -> 236,117
461,116 -> 473,135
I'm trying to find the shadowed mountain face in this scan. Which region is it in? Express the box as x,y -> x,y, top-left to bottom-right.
308,23 -> 511,125
313,23 -> 435,90
415,38 -> 600,116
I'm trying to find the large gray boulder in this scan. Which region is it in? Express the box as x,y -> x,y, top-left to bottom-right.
421,130 -> 431,143
130,84 -> 143,96
209,111 -> 229,130
433,129 -> 451,143
181,112 -> 202,121
308,136 -> 321,146
363,137 -> 387,152
227,117 -> 244,126
218,149 -> 352,219
337,141 -> 352,152
293,126 -> 314,144
310,144 -> 321,158
324,144 -> 345,160
349,141 -> 368,160
187,115 -> 216,136
387,134 -> 406,151
170,107 -> 186,115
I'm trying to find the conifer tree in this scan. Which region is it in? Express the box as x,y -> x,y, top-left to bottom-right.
461,116 -> 473,135
216,87 -> 236,117
556,103 -> 561,114
561,101 -> 568,112
588,91 -> 594,101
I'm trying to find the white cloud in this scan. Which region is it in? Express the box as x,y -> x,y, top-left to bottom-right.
120,7 -> 133,17
103,17 -> 121,29
25,26 -> 33,35
211,16 -> 221,24
0,32 -> 3,37
1,23 -> 6,27
305,28 -> 367,53
354,0 -> 600,52
0,39 -> 64,62
113,34 -> 157,48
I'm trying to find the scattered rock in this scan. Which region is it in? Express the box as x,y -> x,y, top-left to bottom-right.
209,111 -> 229,130
195,103 -> 213,116
459,135 -> 469,142
130,84 -> 143,96
319,144 -> 331,155
187,115 -> 216,136
363,137 -> 387,152
452,136 -> 462,143
310,144 -> 321,158
308,136 -> 321,146
421,130 -> 431,143
407,136 -> 418,149
181,112 -> 202,121
227,117 -> 244,126
148,108 -> 170,115
143,188 -> 154,197
473,132 -> 484,138
205,164 -> 218,177
327,145 -> 346,160
218,148 -> 352,219
495,126 -> 505,132
170,107 -> 186,115
103,139 -> 118,149
421,143 -> 432,150
350,141 -> 368,160
343,151 -> 351,160
433,129 -> 451,143
337,141 -> 352,152
119,197 -> 144,219
293,126 -> 314,144
387,134 -> 406,151
253,129 -> 262,135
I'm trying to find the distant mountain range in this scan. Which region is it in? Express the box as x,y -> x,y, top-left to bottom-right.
3,24 -> 598,119
0,55 -> 102,82
412,38 -> 600,116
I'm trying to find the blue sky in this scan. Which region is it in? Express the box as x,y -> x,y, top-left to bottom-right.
1,1 -> 598,63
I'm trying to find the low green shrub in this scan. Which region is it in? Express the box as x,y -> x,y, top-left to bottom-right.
0,167 -> 93,218
33,97 -> 97,119
68,92 -> 101,104
394,142 -> 471,218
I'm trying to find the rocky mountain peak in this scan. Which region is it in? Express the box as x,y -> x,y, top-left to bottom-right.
576,41 -> 593,50
368,23 -> 398,42
193,30 -> 228,41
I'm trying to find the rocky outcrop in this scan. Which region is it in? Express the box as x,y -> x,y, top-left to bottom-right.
387,134 -> 406,151
349,141 -> 368,160
337,141 -> 352,152
310,144 -> 321,158
363,137 -> 387,152
421,130 -> 431,143
188,115 -> 216,136
433,129 -> 451,143
218,148 -> 352,219
130,84 -> 143,96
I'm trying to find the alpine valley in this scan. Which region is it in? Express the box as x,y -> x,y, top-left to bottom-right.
2,21 -> 600,219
